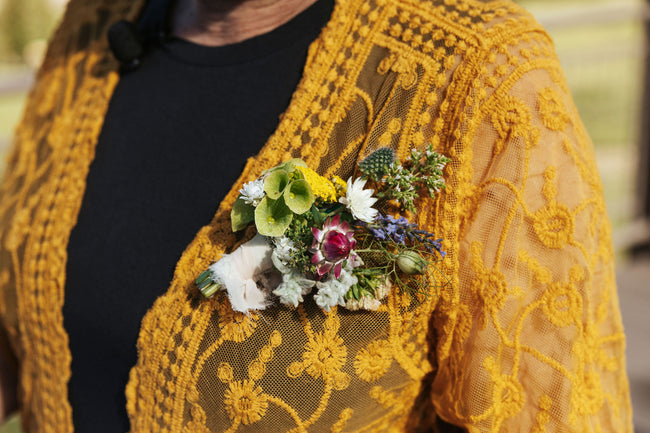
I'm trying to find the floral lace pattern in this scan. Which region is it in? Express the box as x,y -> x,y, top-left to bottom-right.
0,0 -> 631,431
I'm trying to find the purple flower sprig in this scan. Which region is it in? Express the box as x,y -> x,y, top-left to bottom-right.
359,214 -> 446,257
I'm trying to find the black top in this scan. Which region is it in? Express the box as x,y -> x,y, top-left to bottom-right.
63,1 -> 334,431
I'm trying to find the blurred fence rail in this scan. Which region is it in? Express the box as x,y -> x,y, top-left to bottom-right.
533,1 -> 650,29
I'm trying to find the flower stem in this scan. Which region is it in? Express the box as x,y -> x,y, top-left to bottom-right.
200,282 -> 221,298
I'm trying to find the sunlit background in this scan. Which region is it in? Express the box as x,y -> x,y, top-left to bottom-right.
0,0 -> 648,431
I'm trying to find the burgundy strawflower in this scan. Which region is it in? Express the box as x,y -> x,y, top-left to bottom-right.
310,215 -> 361,278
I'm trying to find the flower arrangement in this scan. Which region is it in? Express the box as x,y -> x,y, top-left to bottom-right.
196,144 -> 451,313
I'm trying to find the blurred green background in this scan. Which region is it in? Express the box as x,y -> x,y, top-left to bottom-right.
0,1 -> 648,432
0,0 -> 63,181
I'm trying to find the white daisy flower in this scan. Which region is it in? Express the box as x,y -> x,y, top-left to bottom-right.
338,177 -> 378,223
240,178 -> 265,206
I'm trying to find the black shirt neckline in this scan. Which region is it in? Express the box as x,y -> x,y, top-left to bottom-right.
161,0 -> 333,66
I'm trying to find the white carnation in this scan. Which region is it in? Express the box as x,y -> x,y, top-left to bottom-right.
209,234 -> 273,313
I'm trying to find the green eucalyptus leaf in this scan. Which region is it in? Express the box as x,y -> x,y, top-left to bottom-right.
254,196 -> 293,237
283,179 -> 315,214
231,197 -> 255,232
264,169 -> 290,199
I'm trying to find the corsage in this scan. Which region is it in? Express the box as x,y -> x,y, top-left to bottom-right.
196,144 -> 451,313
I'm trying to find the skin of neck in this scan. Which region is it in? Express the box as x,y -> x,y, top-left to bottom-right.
171,0 -> 320,46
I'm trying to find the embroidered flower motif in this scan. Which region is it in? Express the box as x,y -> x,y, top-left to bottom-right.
217,362 -> 234,383
223,380 -> 268,425
354,340 -> 392,382
492,95 -> 539,154
303,331 -> 347,379
217,300 -> 258,343
247,360 -> 266,381
532,203 -> 574,249
541,280 -> 582,327
258,346 -> 273,363
339,177 -> 378,223
484,357 -> 525,419
469,241 -> 509,329
572,322 -> 616,371
569,370 -> 604,423
239,179 -> 265,206
538,87 -> 571,131
311,215 -> 361,278
288,315 -> 349,389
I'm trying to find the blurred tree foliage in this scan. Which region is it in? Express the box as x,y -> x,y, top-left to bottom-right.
0,0 -> 58,62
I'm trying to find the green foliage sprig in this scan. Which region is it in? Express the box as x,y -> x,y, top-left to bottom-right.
283,212 -> 318,274
359,143 -> 451,213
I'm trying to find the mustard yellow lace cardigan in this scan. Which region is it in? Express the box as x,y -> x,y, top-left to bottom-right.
0,0 -> 632,431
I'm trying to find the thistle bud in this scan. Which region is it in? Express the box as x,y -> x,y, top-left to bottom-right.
396,251 -> 427,275
358,147 -> 396,179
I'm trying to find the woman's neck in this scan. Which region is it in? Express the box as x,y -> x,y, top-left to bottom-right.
171,0 -> 320,46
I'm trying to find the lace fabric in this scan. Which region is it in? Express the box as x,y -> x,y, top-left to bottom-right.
0,0 -> 632,432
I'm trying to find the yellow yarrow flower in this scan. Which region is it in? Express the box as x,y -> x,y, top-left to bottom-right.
295,166 -> 337,202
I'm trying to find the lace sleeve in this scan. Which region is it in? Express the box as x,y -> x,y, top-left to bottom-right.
430,29 -> 633,432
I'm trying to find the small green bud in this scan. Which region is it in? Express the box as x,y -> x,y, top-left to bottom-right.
396,251 -> 427,275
